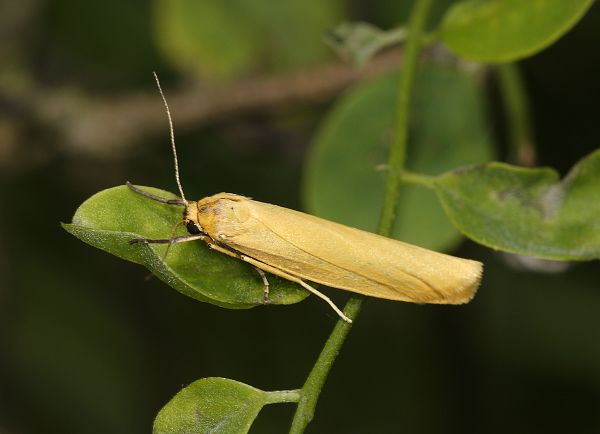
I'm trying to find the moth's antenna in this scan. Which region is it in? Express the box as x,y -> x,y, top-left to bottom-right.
153,71 -> 187,204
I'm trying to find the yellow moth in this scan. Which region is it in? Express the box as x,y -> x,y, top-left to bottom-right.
129,73 -> 483,323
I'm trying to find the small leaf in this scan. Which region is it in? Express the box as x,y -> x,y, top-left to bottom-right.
303,65 -> 494,251
325,22 -> 406,66
63,185 -> 308,308
433,149 -> 600,260
153,378 -> 268,434
440,0 -> 595,63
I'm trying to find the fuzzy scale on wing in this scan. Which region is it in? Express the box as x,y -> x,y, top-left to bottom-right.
202,196 -> 481,304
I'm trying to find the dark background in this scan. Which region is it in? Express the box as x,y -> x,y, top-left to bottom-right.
1,1 -> 599,433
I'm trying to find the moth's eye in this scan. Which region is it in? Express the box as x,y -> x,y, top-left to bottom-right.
186,221 -> 202,235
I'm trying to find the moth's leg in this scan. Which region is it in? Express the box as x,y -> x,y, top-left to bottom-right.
206,243 -> 270,304
238,255 -> 352,324
254,268 -> 270,304
206,242 -> 241,258
129,234 -> 208,245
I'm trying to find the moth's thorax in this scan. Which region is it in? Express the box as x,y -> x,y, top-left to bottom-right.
192,193 -> 251,238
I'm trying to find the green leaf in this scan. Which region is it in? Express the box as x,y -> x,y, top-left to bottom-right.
153,0 -> 342,81
440,0 -> 595,63
63,185 -> 308,308
433,149 -> 600,260
153,378 -> 288,434
303,65 -> 494,251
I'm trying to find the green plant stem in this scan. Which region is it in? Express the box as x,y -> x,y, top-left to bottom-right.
401,170 -> 435,188
497,63 -> 536,166
288,296 -> 363,434
378,0 -> 433,237
265,389 -> 302,404
289,1 -> 433,432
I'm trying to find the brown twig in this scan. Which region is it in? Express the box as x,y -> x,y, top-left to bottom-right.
29,50 -> 403,158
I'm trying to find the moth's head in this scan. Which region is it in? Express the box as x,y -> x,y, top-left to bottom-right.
191,193 -> 249,236
188,196 -> 222,236
183,202 -> 206,235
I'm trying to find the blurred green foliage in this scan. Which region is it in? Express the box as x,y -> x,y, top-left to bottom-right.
1,0 -> 599,433
46,0 -> 160,84
304,65 -> 494,251
154,0 -> 343,81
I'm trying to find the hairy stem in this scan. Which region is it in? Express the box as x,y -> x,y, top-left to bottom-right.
288,1 -> 433,432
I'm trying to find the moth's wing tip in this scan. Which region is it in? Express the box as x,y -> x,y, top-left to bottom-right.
453,259 -> 484,304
